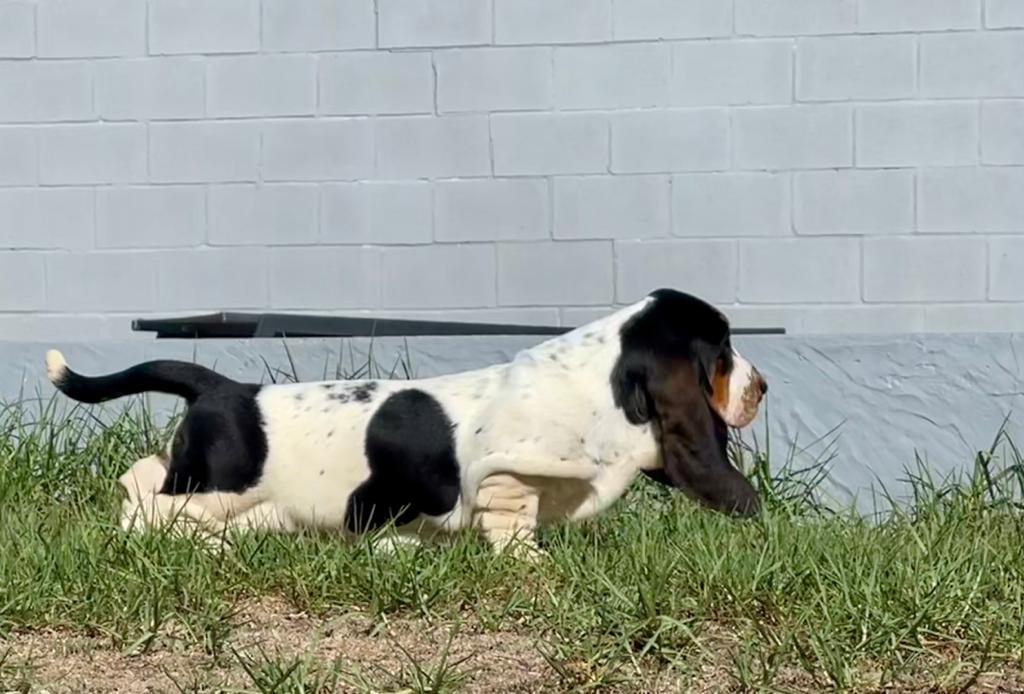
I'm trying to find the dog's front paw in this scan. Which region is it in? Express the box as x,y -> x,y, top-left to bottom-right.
512,541 -> 548,564
490,533 -> 547,564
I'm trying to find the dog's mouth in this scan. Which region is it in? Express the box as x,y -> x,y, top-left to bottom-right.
709,366 -> 767,429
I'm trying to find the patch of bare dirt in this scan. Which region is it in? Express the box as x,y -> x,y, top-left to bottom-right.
3,601 -> 1022,693
1,598 -> 556,693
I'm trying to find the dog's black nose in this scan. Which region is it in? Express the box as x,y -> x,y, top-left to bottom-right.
757,373 -> 768,395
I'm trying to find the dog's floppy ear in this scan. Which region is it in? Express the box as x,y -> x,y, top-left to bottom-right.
610,351 -> 653,425
691,339 -> 721,392
644,356 -> 760,518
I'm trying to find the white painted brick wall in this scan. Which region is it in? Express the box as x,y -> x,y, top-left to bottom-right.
321,182 -> 433,245
435,47 -> 551,113
0,252 -> 46,311
919,168 -> 1024,233
553,43 -> 669,110
156,248 -> 268,310
37,0 -> 146,58
614,0 -> 731,41
263,119 -> 374,182
37,123 -> 148,184
0,0 -> 1022,339
920,32 -> 1024,98
320,52 -> 434,116
989,237 -> 1024,301
0,61 -> 93,122
47,251 -> 159,311
261,0 -> 374,52
981,101 -> 1024,165
149,0 -> 259,55
494,112 -> 608,175
736,0 -> 857,36
733,105 -> 852,170
435,178 -> 549,242
377,115 -> 490,178
97,186 -> 205,249
208,184 -> 319,246
96,58 -> 205,121
206,55 -> 317,118
738,238 -> 861,303
380,0 -> 490,48
672,173 -> 790,237
858,0 -> 981,32
150,121 -> 260,183
616,239 -> 736,303
382,245 -> 495,309
269,247 -> 379,309
0,188 -> 94,250
498,241 -> 613,306
672,40 -> 792,107
855,102 -> 978,167
987,0 -> 1024,28
611,110 -> 727,173
863,237 -> 987,303
794,170 -> 914,235
0,128 -> 36,186
0,1 -> 34,58
495,0 -> 610,45
797,36 -> 916,102
554,175 -> 670,240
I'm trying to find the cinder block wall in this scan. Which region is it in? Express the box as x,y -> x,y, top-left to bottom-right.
1,0 -> 1023,340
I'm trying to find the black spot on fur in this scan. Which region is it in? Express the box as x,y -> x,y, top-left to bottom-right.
475,426 -> 483,435
327,429 -> 335,438
346,389 -> 460,533
322,382 -> 377,405
161,383 -> 268,495
349,382 -> 377,403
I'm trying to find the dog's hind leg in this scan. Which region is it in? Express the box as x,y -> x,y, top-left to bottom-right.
119,455 -> 178,532
118,455 -> 273,538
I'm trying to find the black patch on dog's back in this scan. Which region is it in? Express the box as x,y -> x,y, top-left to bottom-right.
347,389 -> 460,533
161,383 -> 268,495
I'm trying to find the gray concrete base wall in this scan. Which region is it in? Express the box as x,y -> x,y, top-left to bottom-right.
3,334 -> 1022,512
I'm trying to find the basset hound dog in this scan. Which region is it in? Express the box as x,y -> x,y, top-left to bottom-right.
45,288 -> 768,556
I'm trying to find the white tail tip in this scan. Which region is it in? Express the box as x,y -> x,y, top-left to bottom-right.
45,349 -> 68,384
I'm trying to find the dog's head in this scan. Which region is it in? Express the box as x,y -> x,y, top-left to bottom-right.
610,289 -> 767,517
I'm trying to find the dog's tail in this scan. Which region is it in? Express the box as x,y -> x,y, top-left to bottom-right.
45,350 -> 235,405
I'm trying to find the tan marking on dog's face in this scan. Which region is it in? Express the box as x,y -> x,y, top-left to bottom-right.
708,350 -> 767,428
710,359 -> 731,417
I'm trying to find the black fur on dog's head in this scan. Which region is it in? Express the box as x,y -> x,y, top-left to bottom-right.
611,289 -> 767,517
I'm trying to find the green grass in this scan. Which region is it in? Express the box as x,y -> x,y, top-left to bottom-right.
1,394 -> 1023,692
